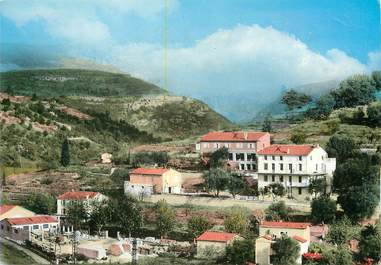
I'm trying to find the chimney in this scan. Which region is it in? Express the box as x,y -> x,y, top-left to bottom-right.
287,148 -> 290,154
244,132 -> 248,140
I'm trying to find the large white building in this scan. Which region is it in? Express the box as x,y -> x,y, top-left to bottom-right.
257,144 -> 336,198
57,191 -> 107,217
197,131 -> 271,172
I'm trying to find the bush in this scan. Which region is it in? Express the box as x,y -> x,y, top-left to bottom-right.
265,201 -> 291,221
225,238 -> 255,264
310,196 -> 336,224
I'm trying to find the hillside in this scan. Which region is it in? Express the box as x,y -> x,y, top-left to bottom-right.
0,69 -> 233,168
0,69 -> 165,97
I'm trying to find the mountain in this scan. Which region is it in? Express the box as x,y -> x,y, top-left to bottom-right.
253,79 -> 341,121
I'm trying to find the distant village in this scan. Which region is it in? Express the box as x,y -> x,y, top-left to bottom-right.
2,130 -> 371,265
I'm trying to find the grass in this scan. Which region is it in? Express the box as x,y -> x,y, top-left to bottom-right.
0,242 -> 39,265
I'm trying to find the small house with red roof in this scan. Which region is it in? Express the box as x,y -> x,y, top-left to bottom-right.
57,191 -> 107,217
124,168 -> 182,197
197,131 -> 271,172
0,215 -> 58,242
256,221 -> 311,265
196,231 -> 241,257
257,144 -> 336,198
0,205 -> 35,221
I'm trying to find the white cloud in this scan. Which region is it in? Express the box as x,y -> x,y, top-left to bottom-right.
107,25 -> 366,120
0,0 -> 177,44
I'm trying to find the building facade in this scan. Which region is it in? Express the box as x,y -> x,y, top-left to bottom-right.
257,144 -> 336,198
196,231 -> 240,258
0,215 -> 59,242
255,221 -> 311,265
197,131 -> 271,172
124,168 -> 183,197
57,191 -> 107,217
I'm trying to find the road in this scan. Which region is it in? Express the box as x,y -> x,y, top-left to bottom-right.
0,237 -> 50,265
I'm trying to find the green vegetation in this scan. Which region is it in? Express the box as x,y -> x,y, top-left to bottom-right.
310,196 -> 336,224
359,223 -> 381,263
225,238 -> 255,265
0,69 -> 165,97
187,216 -> 212,239
0,242 -> 39,265
20,193 -> 56,215
271,235 -> 300,265
155,199 -> 176,238
265,201 -> 291,221
60,138 -> 70,167
326,217 -> 360,245
281,89 -> 312,111
224,207 -> 249,235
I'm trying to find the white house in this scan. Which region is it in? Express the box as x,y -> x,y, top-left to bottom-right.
257,144 -> 336,198
57,191 -> 107,216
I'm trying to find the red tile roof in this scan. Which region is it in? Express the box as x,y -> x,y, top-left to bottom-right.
58,191 -> 99,200
196,231 -> 237,242
0,205 -> 16,215
292,235 -> 308,243
261,221 -> 311,229
130,168 -> 169,175
6,215 -> 57,225
200,131 -> 268,142
257,144 -> 315,156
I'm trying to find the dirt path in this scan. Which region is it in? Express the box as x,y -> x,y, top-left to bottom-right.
0,238 -> 50,265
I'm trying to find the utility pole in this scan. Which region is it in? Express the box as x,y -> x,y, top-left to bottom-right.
132,238 -> 137,265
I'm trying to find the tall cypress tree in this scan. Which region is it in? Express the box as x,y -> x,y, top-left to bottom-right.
61,138 -> 70,167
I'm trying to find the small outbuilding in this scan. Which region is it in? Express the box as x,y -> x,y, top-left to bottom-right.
196,231 -> 240,258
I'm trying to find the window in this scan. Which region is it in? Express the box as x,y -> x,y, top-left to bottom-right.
271,175 -> 275,182
299,156 -> 302,161
240,164 -> 245,170
280,163 -> 284,171
299,176 -> 302,183
142,186 -> 144,189
14,229 -> 18,234
289,164 -> 292,171
252,164 -> 256,170
33,225 -> 39,230
264,163 -> 268,170
298,187 -> 302,195
289,176 -> 292,183
23,226 -> 29,230
299,164 -> 302,171
280,156 -> 283,161
264,175 -> 268,182
0,225 -> 3,230
272,156 -> 275,160
280,176 -> 284,182
316,164 -> 318,171
272,163 -> 275,170
236,153 -> 244,161
264,155 -> 268,160
131,185 -> 134,188
247,164 -> 251,170
43,224 -> 49,229
228,153 -> 233,160
215,143 -> 219,148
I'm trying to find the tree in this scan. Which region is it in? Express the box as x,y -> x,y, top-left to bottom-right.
187,216 -> 212,239
227,174 -> 245,198
308,178 -> 327,198
290,132 -> 307,144
61,138 -> 70,167
367,102 -> 381,127
202,168 -> 230,197
224,207 -> 249,235
281,89 -> 312,111
262,113 -> 273,132
359,223 -> 381,263
66,201 -> 88,230
321,245 -> 353,265
21,193 -> 56,214
1,98 -> 11,111
325,135 -> 357,163
155,199 -> 175,238
371,71 -> 381,91
326,216 -> 360,245
209,147 -> 229,168
331,74 -> 376,108
333,157 -> 380,222
310,196 -> 336,224
110,196 -> 142,237
225,238 -> 255,265
271,235 -> 300,265
265,201 -> 291,221
268,183 -> 286,200
88,200 -> 112,235
305,94 -> 335,120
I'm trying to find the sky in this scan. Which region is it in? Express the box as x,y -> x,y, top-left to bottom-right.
0,0 -> 380,121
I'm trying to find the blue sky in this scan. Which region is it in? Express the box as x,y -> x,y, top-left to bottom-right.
0,0 -> 380,120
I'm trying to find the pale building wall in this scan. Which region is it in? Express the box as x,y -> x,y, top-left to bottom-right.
259,226 -> 310,242
0,206 -> 35,221
57,194 -> 107,216
196,240 -> 229,258
255,237 -> 273,265
124,182 -> 154,197
162,169 -> 182,194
